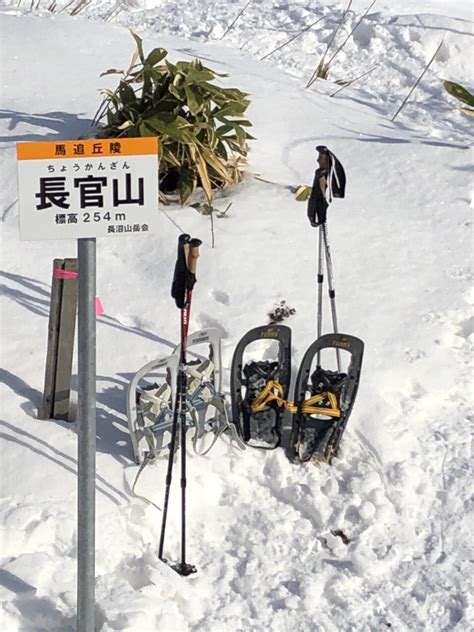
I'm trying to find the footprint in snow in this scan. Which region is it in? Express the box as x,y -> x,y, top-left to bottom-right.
455,315 -> 474,340
211,288 -> 230,306
196,313 -> 228,337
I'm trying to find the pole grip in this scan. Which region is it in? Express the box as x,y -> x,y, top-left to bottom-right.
186,239 -> 202,275
318,175 -> 327,197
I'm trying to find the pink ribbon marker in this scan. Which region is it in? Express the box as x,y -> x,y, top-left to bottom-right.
53,268 -> 78,280
53,268 -> 105,316
95,296 -> 105,317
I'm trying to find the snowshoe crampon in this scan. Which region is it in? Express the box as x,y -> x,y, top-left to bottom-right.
230,325 -> 291,449
127,328 -> 242,464
289,333 -> 364,464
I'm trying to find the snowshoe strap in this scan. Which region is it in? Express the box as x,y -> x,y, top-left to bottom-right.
139,383 -> 172,428
130,453 -> 163,513
188,393 -> 245,455
300,391 -> 341,417
250,381 -> 340,417
186,359 -> 216,406
189,395 -> 225,456
250,380 -> 286,412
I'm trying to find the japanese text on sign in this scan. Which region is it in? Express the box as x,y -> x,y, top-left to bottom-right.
17,137 -> 160,241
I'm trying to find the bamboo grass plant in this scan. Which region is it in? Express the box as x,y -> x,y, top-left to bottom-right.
93,30 -> 254,204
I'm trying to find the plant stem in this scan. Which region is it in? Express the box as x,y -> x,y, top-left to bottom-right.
260,15 -> 325,61
220,201 -> 233,216
329,65 -> 378,97
220,0 -> 253,40
305,0 -> 352,89
322,0 -> 376,74
391,37 -> 445,122
210,210 -> 215,248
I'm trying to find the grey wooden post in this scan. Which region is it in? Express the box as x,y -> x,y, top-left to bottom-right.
40,258 -> 78,421
55,258 -> 78,420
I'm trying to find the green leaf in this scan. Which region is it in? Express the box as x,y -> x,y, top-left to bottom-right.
169,80 -> 185,101
186,68 -> 218,84
191,201 -> 213,215
166,60 -> 177,74
215,101 -> 248,118
215,124 -> 233,137
129,29 -> 145,63
229,118 -> 253,127
139,122 -> 158,137
145,115 -> 194,143
119,81 -> 137,106
145,47 -> 168,67
184,84 -> 204,116
179,166 -> 196,204
443,80 -> 474,107
294,185 -> 312,201
214,140 -> 228,160
100,68 -> 125,77
233,124 -> 246,147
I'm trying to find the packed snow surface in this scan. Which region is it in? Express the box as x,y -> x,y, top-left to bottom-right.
0,1 -> 473,631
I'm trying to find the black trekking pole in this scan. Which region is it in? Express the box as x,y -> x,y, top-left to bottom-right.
307,145 -> 346,370
158,233 -> 201,576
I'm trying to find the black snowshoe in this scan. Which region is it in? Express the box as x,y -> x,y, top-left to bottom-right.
230,325 -> 291,449
289,333 -> 364,463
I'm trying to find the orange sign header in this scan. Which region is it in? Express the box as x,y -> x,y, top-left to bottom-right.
17,137 -> 159,161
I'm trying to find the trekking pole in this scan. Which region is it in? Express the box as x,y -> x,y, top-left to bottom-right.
158,233 -> 201,577
307,145 -> 346,371
316,224 -> 324,367
158,234 -> 190,564
176,238 -> 200,576
322,223 -> 341,372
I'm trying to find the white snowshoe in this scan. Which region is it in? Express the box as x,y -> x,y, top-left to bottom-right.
127,328 -> 244,464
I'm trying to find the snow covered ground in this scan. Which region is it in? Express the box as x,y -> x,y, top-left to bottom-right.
0,1 -> 473,631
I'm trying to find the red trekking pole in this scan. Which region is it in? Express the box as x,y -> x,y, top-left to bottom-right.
158,233 -> 201,576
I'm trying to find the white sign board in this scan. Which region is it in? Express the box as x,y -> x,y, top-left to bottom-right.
17,137 -> 159,241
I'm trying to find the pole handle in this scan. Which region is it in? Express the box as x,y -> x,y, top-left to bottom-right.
186,238 -> 202,276
318,174 -> 327,198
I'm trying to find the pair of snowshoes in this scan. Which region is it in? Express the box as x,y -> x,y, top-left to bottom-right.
127,328 -> 243,465
230,325 -> 364,464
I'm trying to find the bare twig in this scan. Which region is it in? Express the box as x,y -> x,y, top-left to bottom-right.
260,15 -> 325,61
305,0 -> 353,88
323,0 -> 376,72
220,0 -> 253,40
105,5 -> 124,22
219,201 -> 233,216
70,0 -> 91,16
59,0 -> 76,13
391,37 -> 445,122
329,64 -> 378,97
